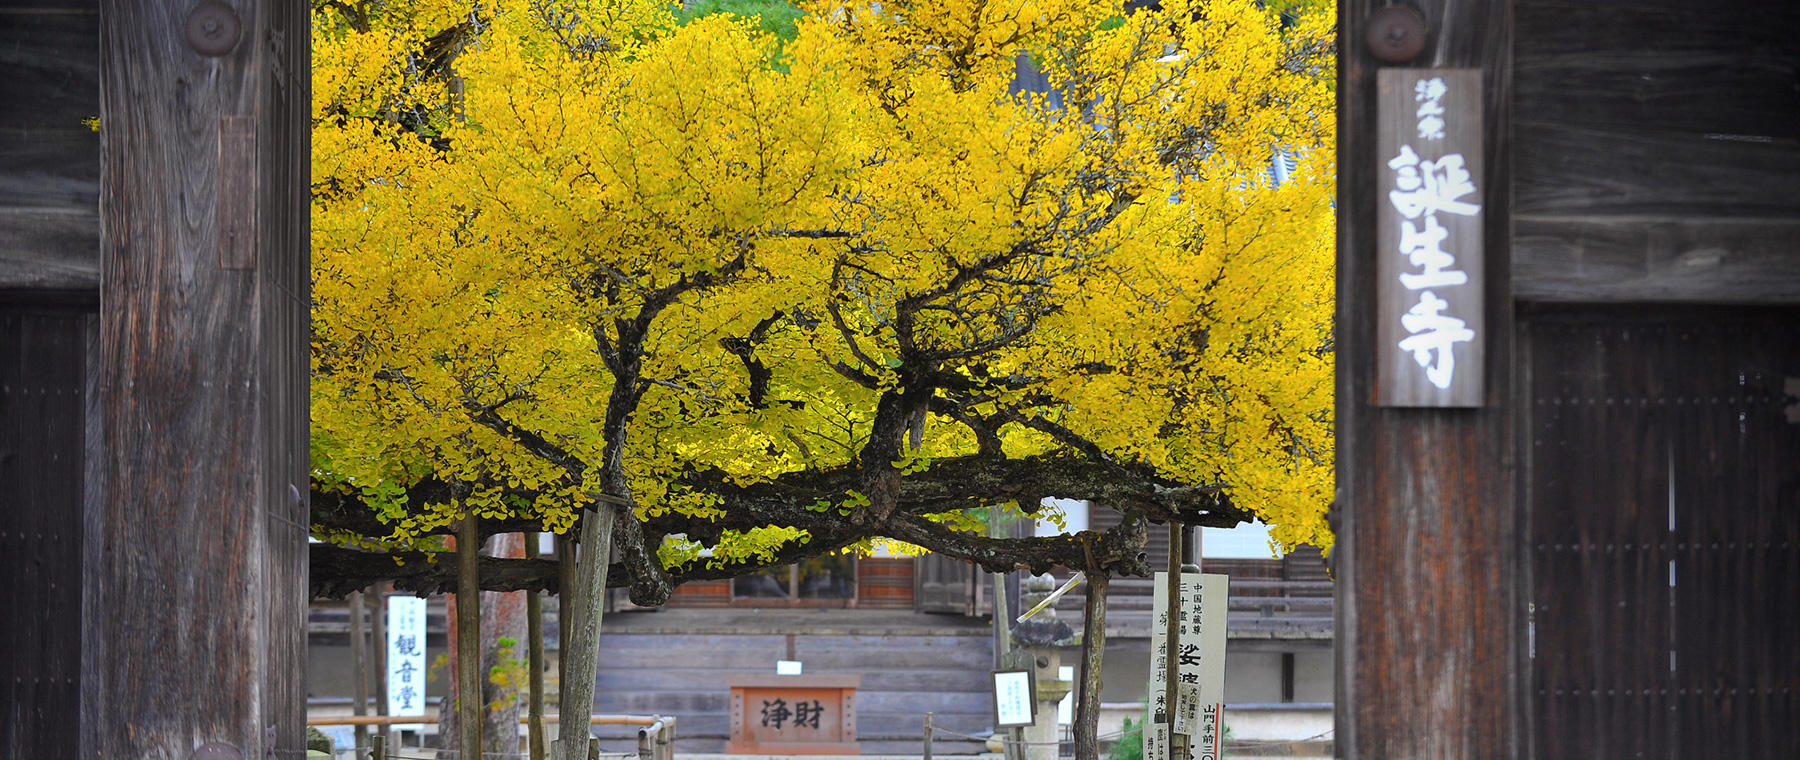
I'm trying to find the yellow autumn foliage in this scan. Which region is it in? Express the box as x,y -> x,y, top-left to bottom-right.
310,0 -> 1336,565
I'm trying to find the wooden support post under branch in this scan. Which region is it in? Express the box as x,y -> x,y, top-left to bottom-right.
350,589 -> 370,755
371,583 -> 391,748
527,533 -> 549,760
457,514 -> 484,760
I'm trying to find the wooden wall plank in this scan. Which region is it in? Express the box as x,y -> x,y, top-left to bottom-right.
1337,3 -> 1522,760
259,0 -> 312,751
1515,1 -> 1800,138
0,7 -> 100,289
1510,0 -> 1800,302
1514,53 -> 1800,141
84,0 -> 308,758
1513,122 -> 1800,220
1513,217 -> 1800,303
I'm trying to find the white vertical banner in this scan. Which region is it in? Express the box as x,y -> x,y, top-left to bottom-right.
386,595 -> 428,731
1145,572 -> 1229,760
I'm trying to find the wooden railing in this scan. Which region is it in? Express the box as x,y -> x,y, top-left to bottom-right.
305,714 -> 675,760
1055,577 -> 1335,635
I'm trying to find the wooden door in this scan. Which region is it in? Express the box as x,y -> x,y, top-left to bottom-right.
1525,306 -> 1800,760
0,305 -> 90,760
914,553 -> 974,614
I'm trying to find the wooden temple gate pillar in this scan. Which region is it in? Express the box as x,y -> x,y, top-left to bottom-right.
85,1 -> 310,758
1335,1 -> 1524,759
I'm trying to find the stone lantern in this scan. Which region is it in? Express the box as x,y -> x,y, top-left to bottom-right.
1010,574 -> 1079,760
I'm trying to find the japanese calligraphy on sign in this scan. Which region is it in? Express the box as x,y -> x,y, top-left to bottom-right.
727,674 -> 860,753
1145,572 -> 1228,760
386,595 -> 428,730
1377,68 -> 1484,407
761,698 -> 826,730
993,669 -> 1037,727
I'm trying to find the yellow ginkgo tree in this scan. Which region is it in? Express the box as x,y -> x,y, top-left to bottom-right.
308,0 -> 1333,754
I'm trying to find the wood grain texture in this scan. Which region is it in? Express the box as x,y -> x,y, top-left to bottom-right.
1514,216 -> 1800,303
1508,0 -> 1800,302
85,1 -> 309,759
1514,1 -> 1800,139
0,307 -> 90,760
1522,306 -> 1800,760
0,6 -> 100,288
1513,122 -> 1800,220
1337,2 -> 1522,760
855,557 -> 916,609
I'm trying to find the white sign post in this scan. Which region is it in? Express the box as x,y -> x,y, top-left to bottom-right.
993,669 -> 1037,728
1145,572 -> 1228,760
386,595 -> 428,731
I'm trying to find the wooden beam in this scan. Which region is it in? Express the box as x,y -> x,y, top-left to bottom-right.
86,0 -> 309,758
1513,215 -> 1800,304
1337,1 -> 1523,760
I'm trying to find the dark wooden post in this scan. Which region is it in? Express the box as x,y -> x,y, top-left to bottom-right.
87,0 -> 309,758
557,533 -> 574,700
352,589 -> 371,755
1337,2 -> 1522,760
457,514 -> 484,759
371,583 -> 392,747
527,534 -> 549,760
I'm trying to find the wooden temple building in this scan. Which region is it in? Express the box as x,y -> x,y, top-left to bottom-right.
1335,1 -> 1799,759
2,0 -> 310,758
305,521 -> 1336,754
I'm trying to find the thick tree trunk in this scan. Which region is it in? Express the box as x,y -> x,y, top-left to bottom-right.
484,535 -> 528,759
555,505 -> 618,760
1074,572 -> 1108,760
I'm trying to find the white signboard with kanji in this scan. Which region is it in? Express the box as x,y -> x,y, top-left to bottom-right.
1145,572 -> 1228,760
386,595 -> 428,730
993,669 -> 1037,728
1376,68 -> 1485,407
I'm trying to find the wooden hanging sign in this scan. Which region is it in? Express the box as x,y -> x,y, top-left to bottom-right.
1376,68 -> 1485,407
